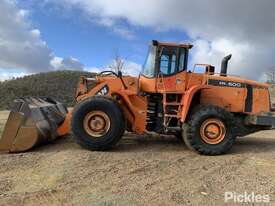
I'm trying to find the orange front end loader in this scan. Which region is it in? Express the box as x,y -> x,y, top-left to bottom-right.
1,40 -> 275,155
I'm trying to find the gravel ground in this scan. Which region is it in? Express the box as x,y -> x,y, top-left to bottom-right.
0,111 -> 275,205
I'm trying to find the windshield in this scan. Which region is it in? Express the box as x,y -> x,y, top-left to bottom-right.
141,45 -> 157,77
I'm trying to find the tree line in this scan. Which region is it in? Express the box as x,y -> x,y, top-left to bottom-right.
0,70 -> 95,110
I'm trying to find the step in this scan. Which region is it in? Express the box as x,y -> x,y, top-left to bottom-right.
164,114 -> 179,118
165,127 -> 181,131
158,90 -> 184,94
163,102 -> 182,106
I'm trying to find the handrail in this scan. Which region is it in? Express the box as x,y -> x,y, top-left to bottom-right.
187,64 -> 241,88
156,72 -> 167,92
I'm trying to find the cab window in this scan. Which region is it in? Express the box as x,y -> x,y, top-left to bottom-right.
159,48 -> 177,75
178,48 -> 186,72
159,47 -> 186,75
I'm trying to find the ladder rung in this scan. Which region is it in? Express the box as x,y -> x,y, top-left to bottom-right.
164,102 -> 182,106
166,127 -> 181,131
164,114 -> 178,118
163,91 -> 183,94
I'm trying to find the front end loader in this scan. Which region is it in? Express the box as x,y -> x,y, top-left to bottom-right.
70,40 -> 275,155
1,40 -> 275,155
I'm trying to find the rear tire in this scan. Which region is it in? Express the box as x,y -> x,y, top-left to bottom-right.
185,105 -> 235,155
71,96 -> 125,151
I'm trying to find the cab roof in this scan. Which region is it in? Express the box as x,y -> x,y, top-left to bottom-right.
152,40 -> 193,49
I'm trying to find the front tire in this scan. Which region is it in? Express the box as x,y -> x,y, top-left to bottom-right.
71,96 -> 125,151
185,105 -> 235,155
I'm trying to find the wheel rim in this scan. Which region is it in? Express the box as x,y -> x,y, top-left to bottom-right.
200,118 -> 226,145
83,111 -> 111,138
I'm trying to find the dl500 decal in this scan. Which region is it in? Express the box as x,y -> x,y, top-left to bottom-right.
208,79 -> 245,88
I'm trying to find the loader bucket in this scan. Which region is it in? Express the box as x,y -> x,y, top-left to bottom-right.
0,97 -> 68,153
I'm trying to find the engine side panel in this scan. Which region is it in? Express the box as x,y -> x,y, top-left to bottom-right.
200,78 -> 270,114
200,86 -> 246,112
252,87 -> 270,113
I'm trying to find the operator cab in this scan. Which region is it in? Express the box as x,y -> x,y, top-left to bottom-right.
139,40 -> 193,93
141,40 -> 193,78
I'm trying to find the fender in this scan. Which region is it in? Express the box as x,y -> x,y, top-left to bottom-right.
180,85 -> 210,123
76,78 -> 147,134
114,91 -> 147,134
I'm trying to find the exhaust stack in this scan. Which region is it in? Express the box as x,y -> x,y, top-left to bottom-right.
220,54 -> 232,77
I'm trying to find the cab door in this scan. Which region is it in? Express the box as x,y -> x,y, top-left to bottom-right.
156,47 -> 187,93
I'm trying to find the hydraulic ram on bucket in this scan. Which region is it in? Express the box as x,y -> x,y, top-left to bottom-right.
0,97 -> 70,153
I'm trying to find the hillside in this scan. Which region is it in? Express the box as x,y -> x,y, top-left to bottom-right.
0,70 -> 95,110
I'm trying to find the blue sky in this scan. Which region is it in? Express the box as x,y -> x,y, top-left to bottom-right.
1,0 -> 275,81
18,2 -> 190,69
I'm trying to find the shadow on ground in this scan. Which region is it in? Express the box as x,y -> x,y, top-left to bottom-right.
28,132 -> 275,156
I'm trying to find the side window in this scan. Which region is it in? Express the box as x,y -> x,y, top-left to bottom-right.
178,48 -> 186,71
159,48 -> 177,75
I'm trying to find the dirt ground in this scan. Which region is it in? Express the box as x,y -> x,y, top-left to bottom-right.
0,111 -> 275,206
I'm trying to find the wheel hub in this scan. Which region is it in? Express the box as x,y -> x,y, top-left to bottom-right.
83,111 -> 111,138
200,118 -> 226,144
